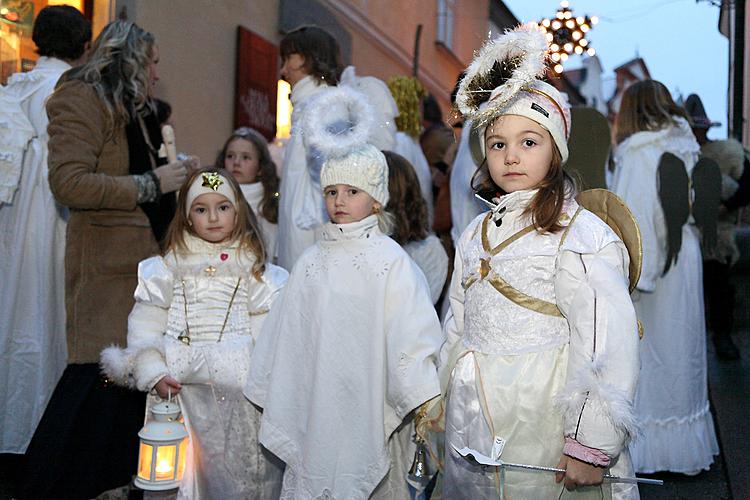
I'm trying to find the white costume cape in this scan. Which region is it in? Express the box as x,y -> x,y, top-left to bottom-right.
276,76 -> 330,269
240,182 -> 278,262
246,215 -> 441,499
102,234 -> 288,499
441,189 -> 640,499
393,131 -> 434,222
612,118 -> 719,473
0,57 -> 70,453
449,120 -> 484,244
403,234 -> 448,305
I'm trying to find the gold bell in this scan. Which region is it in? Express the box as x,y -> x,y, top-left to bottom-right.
408,439 -> 430,483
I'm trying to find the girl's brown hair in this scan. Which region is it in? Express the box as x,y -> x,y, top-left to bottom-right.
471,124 -> 574,234
162,167 -> 266,280
280,26 -> 343,85
384,151 -> 430,245
615,80 -> 690,144
215,127 -> 280,224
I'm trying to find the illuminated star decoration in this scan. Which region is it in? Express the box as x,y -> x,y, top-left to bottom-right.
539,0 -> 598,74
201,172 -> 223,191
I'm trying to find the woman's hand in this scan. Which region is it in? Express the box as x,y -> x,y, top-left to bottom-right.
153,160 -> 188,194
153,375 -> 182,398
180,155 -> 201,175
554,455 -> 604,491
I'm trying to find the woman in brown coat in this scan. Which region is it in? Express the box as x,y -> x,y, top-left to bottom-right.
22,21 -> 195,499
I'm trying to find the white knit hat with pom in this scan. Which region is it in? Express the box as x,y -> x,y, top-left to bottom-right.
320,144 -> 389,205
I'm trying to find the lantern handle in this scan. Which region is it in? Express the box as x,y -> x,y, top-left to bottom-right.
168,387 -> 172,403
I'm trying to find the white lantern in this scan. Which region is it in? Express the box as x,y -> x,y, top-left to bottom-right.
134,397 -> 189,491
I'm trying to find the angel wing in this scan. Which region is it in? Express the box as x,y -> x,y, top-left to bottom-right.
691,156 -> 722,254
657,152 -> 690,275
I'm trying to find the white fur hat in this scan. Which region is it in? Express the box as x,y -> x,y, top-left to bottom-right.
320,144 -> 389,206
456,23 -> 572,165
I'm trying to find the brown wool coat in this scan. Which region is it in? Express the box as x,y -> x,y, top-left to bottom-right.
47,79 -> 160,363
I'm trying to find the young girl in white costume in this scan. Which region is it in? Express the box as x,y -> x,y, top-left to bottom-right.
217,127 -> 280,261
101,168 -> 287,499
438,25 -> 641,499
245,87 -> 442,500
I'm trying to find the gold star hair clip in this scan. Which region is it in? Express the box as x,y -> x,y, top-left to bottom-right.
201,172 -> 224,191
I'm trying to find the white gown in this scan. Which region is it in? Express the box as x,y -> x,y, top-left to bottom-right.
103,234 -> 288,499
276,76 -> 330,269
403,234 -> 449,305
449,120 -> 484,244
612,118 -> 719,474
0,57 -> 70,453
441,189 -> 640,499
246,215 -> 442,500
240,182 -> 278,262
394,131 -> 434,222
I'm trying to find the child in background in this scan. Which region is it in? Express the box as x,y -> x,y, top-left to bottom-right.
217,127 -> 279,262
246,87 -> 442,500
438,25 -> 640,498
384,150 -> 448,305
101,168 -> 287,499
612,81 -> 719,474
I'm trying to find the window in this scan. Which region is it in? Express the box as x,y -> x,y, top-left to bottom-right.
436,0 -> 455,50
0,0 -> 86,84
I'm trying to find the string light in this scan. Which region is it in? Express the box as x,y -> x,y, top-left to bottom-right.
539,1 -> 598,74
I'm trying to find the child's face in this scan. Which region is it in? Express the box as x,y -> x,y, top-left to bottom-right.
225,138 -> 260,184
485,114 -> 554,193
280,53 -> 308,87
324,184 -> 378,225
188,192 -> 237,243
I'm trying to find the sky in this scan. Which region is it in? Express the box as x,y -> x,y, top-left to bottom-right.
504,0 -> 729,140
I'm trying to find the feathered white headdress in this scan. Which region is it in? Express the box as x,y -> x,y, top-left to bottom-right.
301,85 -> 389,206
455,23 -> 550,127
302,85 -> 376,159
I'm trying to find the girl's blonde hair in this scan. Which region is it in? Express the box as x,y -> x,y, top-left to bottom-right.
471,126 -> 574,234
162,167 -> 266,280
65,20 -> 155,125
615,80 -> 690,144
215,127 -> 280,223
383,151 -> 429,245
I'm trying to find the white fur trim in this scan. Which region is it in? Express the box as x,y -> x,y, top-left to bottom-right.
301,85 -> 376,159
100,345 -> 137,389
554,357 -> 640,441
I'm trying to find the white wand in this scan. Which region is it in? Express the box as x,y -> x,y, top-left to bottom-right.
452,444 -> 664,486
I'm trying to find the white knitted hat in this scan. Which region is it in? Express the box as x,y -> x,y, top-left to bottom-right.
474,80 -> 571,164
320,144 -> 389,205
184,171 -> 237,217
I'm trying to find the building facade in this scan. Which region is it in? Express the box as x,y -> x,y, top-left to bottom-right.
112,0 -> 500,163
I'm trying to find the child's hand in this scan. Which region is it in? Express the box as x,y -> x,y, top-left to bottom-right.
154,375 -> 182,399
554,455 -> 604,491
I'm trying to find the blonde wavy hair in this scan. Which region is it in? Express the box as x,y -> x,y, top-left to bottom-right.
66,20 -> 155,125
